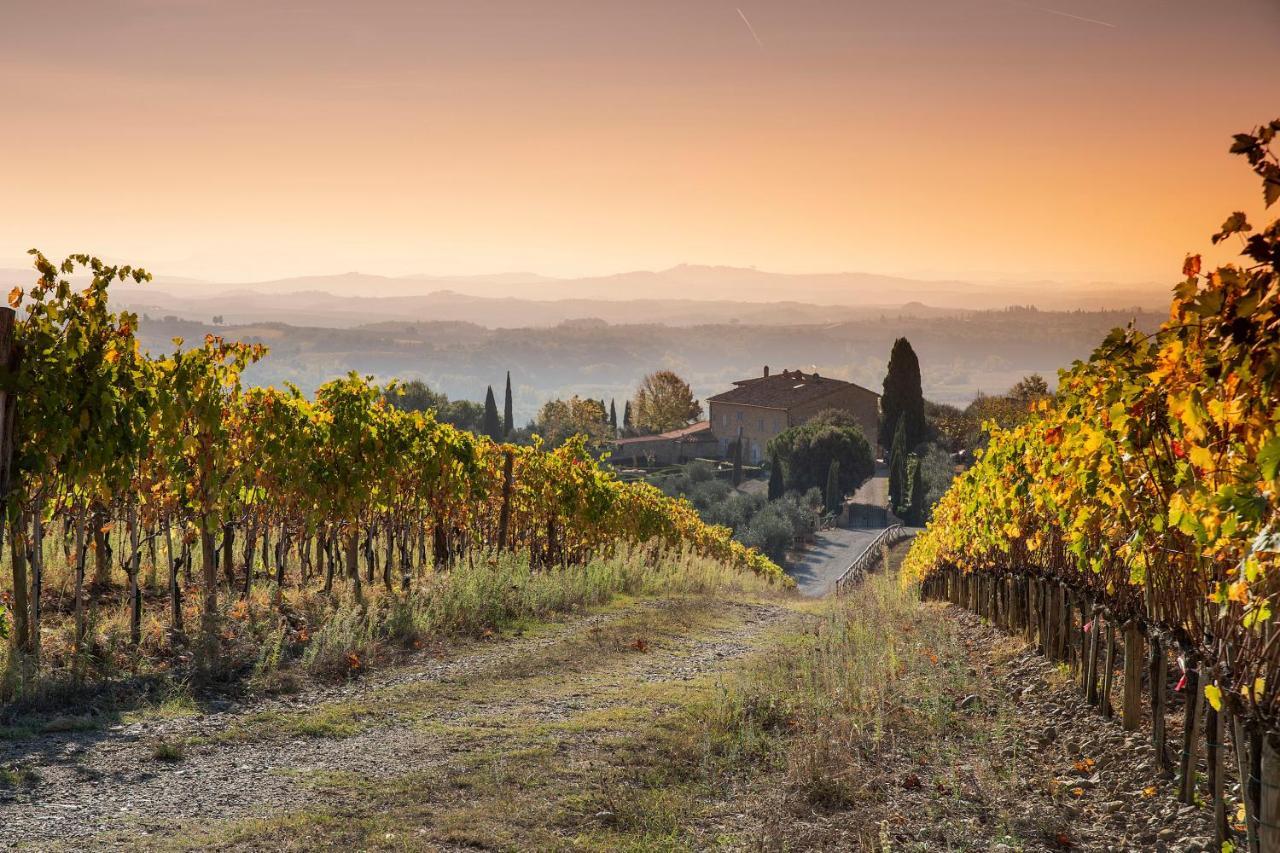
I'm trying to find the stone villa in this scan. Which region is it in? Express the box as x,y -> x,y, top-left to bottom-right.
706,367 -> 880,464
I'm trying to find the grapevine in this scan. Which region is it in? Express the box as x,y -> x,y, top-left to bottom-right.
0,256 -> 784,673
904,119 -> 1280,729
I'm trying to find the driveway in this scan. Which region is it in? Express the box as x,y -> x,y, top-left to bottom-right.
786,526 -> 885,597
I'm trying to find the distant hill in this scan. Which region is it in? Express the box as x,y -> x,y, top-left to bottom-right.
133,306 -> 1164,425
110,287 -> 971,329
136,265 -> 1165,307
0,262 -> 1169,327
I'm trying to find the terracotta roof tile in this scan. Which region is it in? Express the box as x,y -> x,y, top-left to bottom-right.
706,370 -> 876,410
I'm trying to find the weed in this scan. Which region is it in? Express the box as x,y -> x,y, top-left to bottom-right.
151,738 -> 186,763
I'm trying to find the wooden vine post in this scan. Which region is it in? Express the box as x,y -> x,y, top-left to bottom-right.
1148,636 -> 1168,773
1084,603 -> 1100,704
1248,724 -> 1264,853
1179,660 -> 1203,804
1122,621 -> 1143,731
1208,699 -> 1226,850
0,308 -> 19,650
1262,735 -> 1280,853
1101,622 -> 1117,718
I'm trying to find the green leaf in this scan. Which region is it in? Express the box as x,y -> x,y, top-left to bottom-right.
1260,437 -> 1280,482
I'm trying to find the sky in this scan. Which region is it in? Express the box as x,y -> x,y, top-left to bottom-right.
2,0 -> 1279,285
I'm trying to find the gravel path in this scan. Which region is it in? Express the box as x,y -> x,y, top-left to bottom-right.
0,597 -> 790,850
785,526 -> 883,596
850,468 -> 889,508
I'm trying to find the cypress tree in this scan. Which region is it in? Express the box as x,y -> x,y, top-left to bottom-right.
880,337 -> 927,451
623,400 -> 632,433
767,453 -> 784,501
888,417 -> 907,510
609,399 -> 618,433
731,439 -> 744,487
825,458 -> 841,514
905,453 -> 925,526
503,372 -> 514,437
482,386 -> 501,440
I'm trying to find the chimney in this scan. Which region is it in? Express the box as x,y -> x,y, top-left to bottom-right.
763,365 -> 769,378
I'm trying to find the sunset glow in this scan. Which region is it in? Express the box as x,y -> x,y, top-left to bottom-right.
3,0 -> 1278,284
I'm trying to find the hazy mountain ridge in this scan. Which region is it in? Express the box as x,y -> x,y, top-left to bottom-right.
111,288 -> 973,329
0,263 -> 1169,328
133,306 -> 1164,424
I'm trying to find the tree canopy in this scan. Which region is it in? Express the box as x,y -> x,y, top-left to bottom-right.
879,337 -> 927,450
482,386 -> 501,440
767,416 -> 874,498
503,372 -> 514,437
384,379 -> 482,433
534,396 -> 610,448
632,370 -> 702,434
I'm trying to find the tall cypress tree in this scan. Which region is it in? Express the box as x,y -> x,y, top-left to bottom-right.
482,386 -> 501,440
623,400 -> 632,433
731,438 -> 744,487
502,372 -> 513,437
880,337 -> 927,451
905,453 -> 925,526
888,417 -> 907,511
825,458 -> 841,514
609,399 -> 618,433
767,453 -> 784,501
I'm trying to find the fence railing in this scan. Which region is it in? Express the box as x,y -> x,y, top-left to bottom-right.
834,524 -> 916,595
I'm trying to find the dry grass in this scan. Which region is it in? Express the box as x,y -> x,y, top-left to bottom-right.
0,545 -> 776,717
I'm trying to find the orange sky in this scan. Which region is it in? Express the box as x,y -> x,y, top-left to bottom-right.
2,0 -> 1278,284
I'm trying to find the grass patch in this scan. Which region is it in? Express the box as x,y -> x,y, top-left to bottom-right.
152,738 -> 186,763
0,544 -> 779,710
120,689 -> 202,726
204,703 -> 377,744
0,764 -> 39,787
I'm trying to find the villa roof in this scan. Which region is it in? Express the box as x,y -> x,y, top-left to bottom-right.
706,369 -> 877,411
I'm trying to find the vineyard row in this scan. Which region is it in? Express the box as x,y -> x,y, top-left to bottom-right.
904,120 -> 1280,850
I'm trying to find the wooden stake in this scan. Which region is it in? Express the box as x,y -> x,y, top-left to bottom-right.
1101,621 -> 1116,718
0,308 -> 19,652
1208,703 -> 1225,850
1180,662 -> 1203,804
346,526 -> 363,603
1249,723 -> 1263,853
1122,621 -> 1143,731
10,517 -> 28,656
1038,579 -> 1049,656
1149,635 -> 1168,774
1261,734 -> 1280,853
128,507 -> 141,646
1084,605 -> 1100,704
30,508 -> 43,668
1057,583 -> 1070,662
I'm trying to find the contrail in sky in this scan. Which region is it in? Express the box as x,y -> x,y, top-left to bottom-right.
736,8 -> 764,47
1008,0 -> 1117,28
